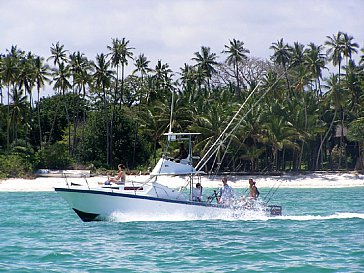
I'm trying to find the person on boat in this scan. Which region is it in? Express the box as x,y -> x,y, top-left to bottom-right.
106,164 -> 126,185
248,178 -> 260,199
192,182 -> 203,202
174,143 -> 188,162
217,177 -> 234,205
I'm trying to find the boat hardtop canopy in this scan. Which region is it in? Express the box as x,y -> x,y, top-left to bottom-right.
164,132 -> 201,141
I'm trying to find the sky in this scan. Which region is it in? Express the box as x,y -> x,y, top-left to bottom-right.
1,0 -> 364,80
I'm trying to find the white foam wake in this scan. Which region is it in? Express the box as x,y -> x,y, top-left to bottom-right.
108,211 -> 364,222
276,212 -> 364,221
109,206 -> 271,223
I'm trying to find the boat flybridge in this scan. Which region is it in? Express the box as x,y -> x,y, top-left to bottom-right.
55,132 -> 282,222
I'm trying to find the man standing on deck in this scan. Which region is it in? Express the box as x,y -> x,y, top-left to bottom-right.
218,177 -> 234,205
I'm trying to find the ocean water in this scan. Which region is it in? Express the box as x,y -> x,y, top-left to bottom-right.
0,188 -> 363,272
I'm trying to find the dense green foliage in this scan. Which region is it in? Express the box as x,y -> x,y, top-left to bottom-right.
1,32 -> 364,177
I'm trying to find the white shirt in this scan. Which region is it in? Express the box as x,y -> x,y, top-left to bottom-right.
192,187 -> 202,201
218,184 -> 234,204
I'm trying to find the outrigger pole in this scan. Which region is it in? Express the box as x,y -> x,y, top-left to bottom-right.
195,69 -> 288,174
195,82 -> 261,172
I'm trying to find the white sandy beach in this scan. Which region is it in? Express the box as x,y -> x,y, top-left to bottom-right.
0,172 -> 363,192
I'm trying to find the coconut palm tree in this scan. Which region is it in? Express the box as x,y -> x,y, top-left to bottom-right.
325,32 -> 345,78
192,46 -> 218,92
290,42 -> 305,68
33,56 -> 50,148
47,42 -> 68,67
68,51 -> 93,154
304,43 -> 327,96
18,52 -> 36,108
150,60 -> 174,102
107,38 -> 123,105
260,114 -> 299,171
133,53 -> 151,103
92,53 -> 114,165
9,88 -> 28,145
222,39 -> 250,97
343,60 -> 362,117
107,38 -> 134,106
270,38 -> 292,93
1,46 -> 23,150
319,74 -> 346,169
51,61 -> 72,151
340,32 -> 359,65
137,101 -> 170,164
359,47 -> 364,66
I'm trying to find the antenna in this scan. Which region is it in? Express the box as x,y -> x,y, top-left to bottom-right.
168,91 -> 174,133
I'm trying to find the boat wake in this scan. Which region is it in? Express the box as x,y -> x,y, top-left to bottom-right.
275,212 -> 364,221
109,205 -> 271,222
108,212 -> 364,223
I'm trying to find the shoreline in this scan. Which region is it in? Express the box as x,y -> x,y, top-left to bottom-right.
0,172 -> 364,192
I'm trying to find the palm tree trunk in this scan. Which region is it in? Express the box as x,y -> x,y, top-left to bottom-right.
120,64 -> 125,108
316,110 -> 337,169
37,87 -> 42,149
6,85 -> 11,150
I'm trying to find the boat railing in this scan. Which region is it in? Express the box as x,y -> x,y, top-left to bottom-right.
83,174 -> 90,190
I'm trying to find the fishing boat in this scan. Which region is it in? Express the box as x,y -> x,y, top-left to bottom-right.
55,132 -> 282,222
55,84 -> 284,222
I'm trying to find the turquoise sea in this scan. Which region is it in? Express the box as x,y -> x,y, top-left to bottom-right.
1,187 -> 364,272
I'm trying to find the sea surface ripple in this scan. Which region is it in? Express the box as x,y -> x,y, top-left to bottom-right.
0,188 -> 363,272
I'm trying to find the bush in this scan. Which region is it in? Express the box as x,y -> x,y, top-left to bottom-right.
34,142 -> 74,169
0,154 -> 33,178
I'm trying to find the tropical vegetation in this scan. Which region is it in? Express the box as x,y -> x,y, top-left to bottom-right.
1,31 -> 364,178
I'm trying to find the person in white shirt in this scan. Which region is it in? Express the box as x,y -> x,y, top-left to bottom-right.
192,182 -> 203,202
217,177 -> 234,205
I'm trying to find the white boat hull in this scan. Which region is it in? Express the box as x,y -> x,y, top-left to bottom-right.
55,187 -> 281,222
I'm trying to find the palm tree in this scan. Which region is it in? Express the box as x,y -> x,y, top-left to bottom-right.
107,37 -> 134,106
119,38 -> 134,105
359,47 -> 364,66
92,53 -> 114,165
319,74 -> 346,169
133,53 -> 150,76
222,39 -> 250,97
1,46 -> 23,150
107,38 -> 123,105
133,53 -> 151,102
290,42 -> 305,68
340,32 -> 359,65
0,54 -> 3,104
270,38 -> 292,93
304,43 -> 327,96
260,114 -> 299,171
9,88 -> 28,145
33,56 -> 50,148
150,60 -> 174,102
52,62 -> 71,95
179,63 -> 199,94
137,102 -> 170,164
344,60 -> 362,117
50,62 -> 72,150
325,32 -> 345,79
47,42 -> 68,67
192,46 -> 218,91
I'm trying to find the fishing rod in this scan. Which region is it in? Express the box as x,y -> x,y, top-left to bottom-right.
265,179 -> 285,204
263,179 -> 281,201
